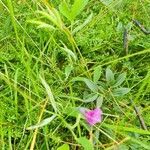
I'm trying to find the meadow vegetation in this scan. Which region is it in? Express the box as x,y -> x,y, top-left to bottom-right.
0,0 -> 150,149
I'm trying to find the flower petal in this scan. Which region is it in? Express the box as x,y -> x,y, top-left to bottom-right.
84,108 -> 102,126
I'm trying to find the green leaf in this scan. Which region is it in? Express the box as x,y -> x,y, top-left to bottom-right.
130,138 -> 150,150
113,73 -> 126,87
83,93 -> 98,103
103,123 -> 150,135
106,67 -> 114,84
98,81 -> 107,91
63,107 -> 79,117
84,79 -> 99,92
60,42 -> 77,61
115,144 -> 129,150
61,46 -> 77,61
57,144 -> 70,150
59,0 -> 89,22
40,76 -> 57,112
93,66 -> 102,83
72,13 -> 93,34
26,115 -> 56,130
72,77 -> 98,92
65,65 -> 73,80
96,96 -> 103,107
77,137 -> 93,150
126,22 -> 133,30
100,0 -> 113,6
112,87 -> 130,96
59,1 -> 72,21
116,22 -> 123,32
71,0 -> 89,21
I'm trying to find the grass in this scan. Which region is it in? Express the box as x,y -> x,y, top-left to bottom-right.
0,0 -> 150,149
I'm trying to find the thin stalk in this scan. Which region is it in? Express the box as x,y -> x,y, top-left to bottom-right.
30,100 -> 48,150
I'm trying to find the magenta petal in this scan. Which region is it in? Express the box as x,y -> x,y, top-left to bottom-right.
84,108 -> 102,126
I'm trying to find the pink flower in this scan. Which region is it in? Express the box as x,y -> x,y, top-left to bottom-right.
79,108 -> 102,126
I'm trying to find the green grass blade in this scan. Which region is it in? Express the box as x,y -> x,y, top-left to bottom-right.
103,123 -> 150,135
40,76 -> 57,113
26,115 -> 56,130
6,0 -> 18,42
